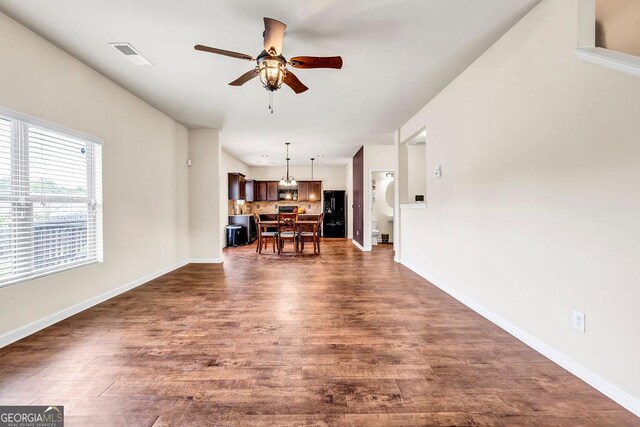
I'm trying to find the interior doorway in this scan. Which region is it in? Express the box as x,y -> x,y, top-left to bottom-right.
370,170 -> 395,250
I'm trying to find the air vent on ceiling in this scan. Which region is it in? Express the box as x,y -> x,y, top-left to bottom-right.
109,43 -> 152,66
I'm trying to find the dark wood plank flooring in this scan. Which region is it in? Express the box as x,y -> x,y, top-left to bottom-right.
0,239 -> 637,426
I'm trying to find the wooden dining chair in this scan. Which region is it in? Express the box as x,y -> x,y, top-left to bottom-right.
299,213 -> 323,254
254,214 -> 278,254
277,213 -> 298,254
316,213 -> 324,254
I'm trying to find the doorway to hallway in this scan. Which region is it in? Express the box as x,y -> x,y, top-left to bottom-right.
371,170 -> 395,251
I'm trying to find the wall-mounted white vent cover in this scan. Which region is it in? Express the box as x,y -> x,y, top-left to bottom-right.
109,43 -> 152,65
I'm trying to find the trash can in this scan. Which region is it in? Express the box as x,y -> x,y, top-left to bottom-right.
226,225 -> 242,247
381,233 -> 389,244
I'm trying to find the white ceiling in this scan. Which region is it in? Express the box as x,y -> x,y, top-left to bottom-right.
0,0 -> 539,165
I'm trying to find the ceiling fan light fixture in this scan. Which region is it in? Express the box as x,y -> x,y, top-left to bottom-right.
258,56 -> 285,91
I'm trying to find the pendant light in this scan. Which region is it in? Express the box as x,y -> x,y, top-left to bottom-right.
278,142 -> 297,189
309,157 -> 316,200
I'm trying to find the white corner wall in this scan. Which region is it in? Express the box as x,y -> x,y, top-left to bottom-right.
0,12 -> 190,342
399,0 -> 640,413
189,129 -> 222,262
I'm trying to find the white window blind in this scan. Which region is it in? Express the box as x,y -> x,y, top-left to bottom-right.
0,111 -> 102,287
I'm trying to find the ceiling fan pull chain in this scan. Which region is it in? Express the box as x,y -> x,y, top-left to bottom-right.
268,91 -> 274,114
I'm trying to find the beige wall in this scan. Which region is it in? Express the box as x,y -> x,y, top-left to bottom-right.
189,129 -> 221,261
596,0 -> 640,56
399,0 -> 640,402
0,12 -> 190,338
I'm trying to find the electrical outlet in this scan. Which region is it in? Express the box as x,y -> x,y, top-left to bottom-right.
572,310 -> 585,333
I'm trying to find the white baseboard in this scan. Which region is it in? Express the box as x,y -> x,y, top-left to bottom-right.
189,257 -> 223,264
351,239 -> 366,252
399,258 -> 640,418
0,260 -> 190,349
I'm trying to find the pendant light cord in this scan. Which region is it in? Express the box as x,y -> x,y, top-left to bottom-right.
286,143 -> 290,182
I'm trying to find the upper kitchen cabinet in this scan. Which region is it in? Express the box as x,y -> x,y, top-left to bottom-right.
309,181 -> 322,200
297,182 -> 309,201
245,179 -> 255,202
290,181 -> 322,201
267,182 -> 278,201
255,181 -> 267,201
228,173 -> 246,200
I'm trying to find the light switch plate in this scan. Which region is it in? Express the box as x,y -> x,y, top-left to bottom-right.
434,165 -> 442,178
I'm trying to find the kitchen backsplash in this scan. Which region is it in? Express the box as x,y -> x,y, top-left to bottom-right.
228,200 -> 322,215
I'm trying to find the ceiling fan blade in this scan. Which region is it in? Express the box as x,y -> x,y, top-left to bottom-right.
283,71 -> 308,94
263,18 -> 287,56
194,44 -> 254,61
228,69 -> 260,86
289,56 -> 343,69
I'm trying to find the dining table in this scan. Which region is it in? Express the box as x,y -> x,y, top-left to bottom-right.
259,218 -> 321,254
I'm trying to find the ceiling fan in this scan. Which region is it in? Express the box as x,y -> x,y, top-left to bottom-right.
194,17 -> 343,96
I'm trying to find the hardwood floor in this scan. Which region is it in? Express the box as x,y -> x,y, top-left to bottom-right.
0,239 -> 637,426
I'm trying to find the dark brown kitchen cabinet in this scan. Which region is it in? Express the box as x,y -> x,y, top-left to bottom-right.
267,181 -> 278,201
309,181 -> 322,200
255,182 -> 267,201
297,181 -> 309,201
245,179 -> 255,202
228,173 -> 246,200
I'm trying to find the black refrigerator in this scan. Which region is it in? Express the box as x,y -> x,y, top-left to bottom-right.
323,190 -> 346,238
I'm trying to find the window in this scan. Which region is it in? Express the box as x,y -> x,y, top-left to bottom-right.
0,110 -> 102,287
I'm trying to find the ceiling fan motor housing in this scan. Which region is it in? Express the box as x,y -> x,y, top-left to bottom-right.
257,51 -> 286,91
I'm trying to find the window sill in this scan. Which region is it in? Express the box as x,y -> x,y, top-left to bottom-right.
0,259 -> 100,289
575,47 -> 640,78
